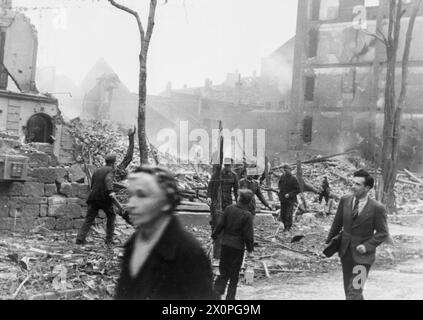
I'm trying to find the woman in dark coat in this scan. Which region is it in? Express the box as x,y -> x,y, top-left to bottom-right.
115,166 -> 216,300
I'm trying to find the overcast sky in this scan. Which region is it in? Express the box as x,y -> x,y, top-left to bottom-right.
13,0 -> 298,94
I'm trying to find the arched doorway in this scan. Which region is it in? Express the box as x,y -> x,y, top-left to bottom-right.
26,113 -> 54,144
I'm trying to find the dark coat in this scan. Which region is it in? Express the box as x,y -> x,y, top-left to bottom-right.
278,173 -> 300,203
87,166 -> 114,205
212,204 -> 254,252
239,177 -> 269,215
115,216 -> 216,300
207,170 -> 239,209
326,195 -> 390,265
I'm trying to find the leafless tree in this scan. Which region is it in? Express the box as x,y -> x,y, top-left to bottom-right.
368,0 -> 422,213
108,0 -> 160,165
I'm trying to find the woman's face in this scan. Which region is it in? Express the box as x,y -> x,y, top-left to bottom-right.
127,172 -> 169,227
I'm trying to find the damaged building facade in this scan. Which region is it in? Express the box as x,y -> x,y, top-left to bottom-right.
0,0 -> 74,162
0,1 -> 92,232
290,0 -> 423,169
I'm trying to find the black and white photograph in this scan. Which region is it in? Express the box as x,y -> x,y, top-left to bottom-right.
0,0 -> 423,304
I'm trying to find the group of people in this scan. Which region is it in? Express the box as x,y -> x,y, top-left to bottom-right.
75,154 -> 389,301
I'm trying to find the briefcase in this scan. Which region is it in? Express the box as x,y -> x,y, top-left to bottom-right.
323,231 -> 343,258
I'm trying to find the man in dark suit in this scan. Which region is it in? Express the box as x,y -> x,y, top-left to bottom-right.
278,164 -> 300,231
212,189 -> 254,300
76,154 -> 117,246
115,166 -> 216,300
326,169 -> 390,300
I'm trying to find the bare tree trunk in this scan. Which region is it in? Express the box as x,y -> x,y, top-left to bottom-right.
109,0 -> 158,165
380,0 -> 421,214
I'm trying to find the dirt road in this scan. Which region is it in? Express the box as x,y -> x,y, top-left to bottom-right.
237,223 -> 423,300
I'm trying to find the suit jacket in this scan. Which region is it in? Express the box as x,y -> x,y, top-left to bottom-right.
326,195 -> 389,265
115,216 -> 216,300
212,203 -> 254,252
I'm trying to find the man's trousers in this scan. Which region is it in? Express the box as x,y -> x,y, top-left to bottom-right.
76,201 -> 116,244
341,247 -> 371,300
279,200 -> 296,231
214,245 -> 244,300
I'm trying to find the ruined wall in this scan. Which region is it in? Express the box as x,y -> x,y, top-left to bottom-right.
0,144 -> 93,232
3,13 -> 38,92
292,0 -> 423,161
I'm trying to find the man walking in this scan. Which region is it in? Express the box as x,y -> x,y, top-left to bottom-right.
239,168 -> 273,216
326,169 -> 390,300
278,164 -> 300,232
76,154 -> 118,246
212,189 -> 254,300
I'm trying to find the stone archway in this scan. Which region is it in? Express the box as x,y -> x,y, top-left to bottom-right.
26,113 -> 54,144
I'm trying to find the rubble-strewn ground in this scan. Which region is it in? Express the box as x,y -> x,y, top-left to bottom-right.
1,212 -> 422,300
1,157 -> 422,300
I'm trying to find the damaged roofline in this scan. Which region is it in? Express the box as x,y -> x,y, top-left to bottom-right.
0,90 -> 58,104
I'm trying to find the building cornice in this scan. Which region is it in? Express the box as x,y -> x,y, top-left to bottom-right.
0,90 -> 58,104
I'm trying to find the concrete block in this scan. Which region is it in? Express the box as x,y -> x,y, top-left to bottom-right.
44,184 -> 58,197
59,182 -> 72,197
23,205 -> 40,218
78,184 -> 90,200
48,204 -> 83,219
48,195 -> 67,206
14,197 -> 47,205
67,198 -> 86,207
68,164 -> 86,183
28,152 -> 49,168
29,167 -> 68,184
73,218 -> 86,230
23,182 -> 45,197
48,155 -> 59,167
55,218 -> 73,231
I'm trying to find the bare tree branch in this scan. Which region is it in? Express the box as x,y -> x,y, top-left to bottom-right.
108,0 -> 145,43
361,29 -> 387,46
144,0 -> 158,52
397,0 -> 422,109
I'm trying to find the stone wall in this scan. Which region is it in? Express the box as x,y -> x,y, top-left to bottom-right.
0,148 -> 94,232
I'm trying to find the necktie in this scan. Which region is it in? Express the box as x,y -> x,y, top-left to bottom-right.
352,198 -> 360,221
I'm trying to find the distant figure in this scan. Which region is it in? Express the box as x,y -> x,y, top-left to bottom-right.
319,176 -> 331,205
212,189 -> 254,300
278,164 -> 300,232
115,166 -> 216,300
239,169 -> 273,216
207,158 -> 239,258
76,154 -> 117,246
326,169 -> 390,300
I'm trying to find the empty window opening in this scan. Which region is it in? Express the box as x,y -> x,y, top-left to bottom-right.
303,116 -> 313,143
319,0 -> 340,21
305,76 -> 315,101
26,113 -> 54,144
308,28 -> 319,58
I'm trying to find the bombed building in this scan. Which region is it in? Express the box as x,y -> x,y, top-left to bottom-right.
290,0 -> 423,169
